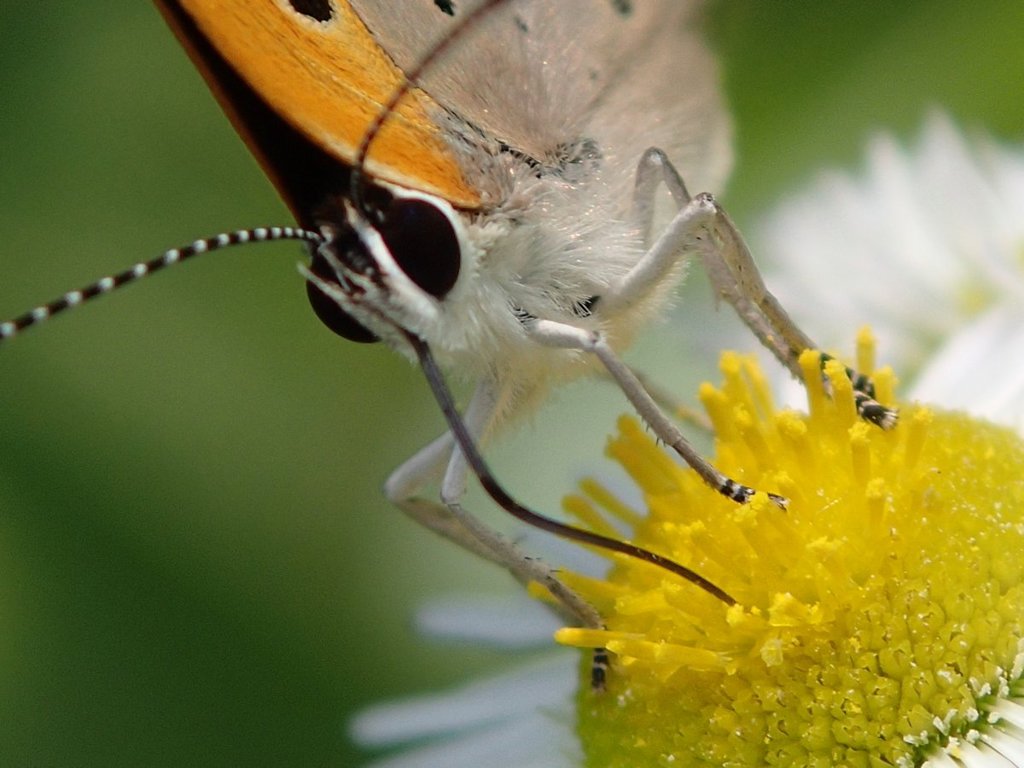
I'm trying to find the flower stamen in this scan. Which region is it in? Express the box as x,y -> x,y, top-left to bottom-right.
561,335 -> 1024,766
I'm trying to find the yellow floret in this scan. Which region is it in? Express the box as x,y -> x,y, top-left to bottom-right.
563,342 -> 1024,766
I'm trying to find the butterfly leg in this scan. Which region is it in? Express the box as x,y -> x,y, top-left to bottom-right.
384,380 -> 602,629
624,365 -> 714,436
527,319 -> 786,507
621,148 -> 896,429
524,148 -> 892,501
699,198 -> 897,429
630,147 -> 692,247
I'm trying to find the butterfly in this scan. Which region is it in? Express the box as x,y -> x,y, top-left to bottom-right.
1,0 -> 894,631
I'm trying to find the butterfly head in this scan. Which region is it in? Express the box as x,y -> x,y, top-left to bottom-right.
305,184 -> 466,348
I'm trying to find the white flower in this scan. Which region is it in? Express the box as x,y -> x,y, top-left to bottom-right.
351,595 -> 578,768
759,112 -> 1024,430
352,116 -> 1024,767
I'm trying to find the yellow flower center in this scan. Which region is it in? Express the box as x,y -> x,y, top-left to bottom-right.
557,342 -> 1024,766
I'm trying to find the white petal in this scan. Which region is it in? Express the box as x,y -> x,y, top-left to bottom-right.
990,700 -> 1024,732
981,726 -> 1024,767
952,739 -> 1018,767
351,652 -> 577,746
923,749 -> 960,767
357,710 -> 580,768
415,594 -> 561,648
909,304 -> 1024,432
757,113 -> 1024,380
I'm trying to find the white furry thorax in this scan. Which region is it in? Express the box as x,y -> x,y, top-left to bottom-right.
378,150 -> 686,410
338,1 -> 731,414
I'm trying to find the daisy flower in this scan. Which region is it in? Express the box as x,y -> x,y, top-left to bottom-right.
760,112 -> 1024,428
352,117 -> 1024,767
352,595 -> 579,768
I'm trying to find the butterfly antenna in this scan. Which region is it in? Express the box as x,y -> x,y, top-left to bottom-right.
350,0 -> 509,210
0,226 -> 323,343
406,330 -> 737,605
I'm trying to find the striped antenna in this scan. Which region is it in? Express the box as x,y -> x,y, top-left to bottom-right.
0,226 -> 324,343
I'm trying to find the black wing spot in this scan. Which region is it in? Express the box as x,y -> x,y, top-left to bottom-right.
434,0 -> 456,16
610,0 -> 633,16
511,304 -> 536,323
287,0 -> 334,22
498,137 -> 601,181
574,295 -> 599,318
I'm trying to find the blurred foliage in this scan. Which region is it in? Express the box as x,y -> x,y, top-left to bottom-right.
0,2 -> 1021,765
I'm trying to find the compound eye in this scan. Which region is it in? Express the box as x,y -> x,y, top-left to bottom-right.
377,197 -> 460,299
305,252 -> 379,344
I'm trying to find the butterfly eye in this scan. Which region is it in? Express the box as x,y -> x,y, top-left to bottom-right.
286,0 -> 333,23
377,197 -> 461,300
305,252 -> 379,343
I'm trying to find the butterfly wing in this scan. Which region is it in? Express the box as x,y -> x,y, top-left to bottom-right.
157,1 -> 729,220
350,0 -> 731,193
156,0 -> 482,209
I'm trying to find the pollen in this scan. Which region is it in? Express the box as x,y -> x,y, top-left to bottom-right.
558,341 -> 1024,766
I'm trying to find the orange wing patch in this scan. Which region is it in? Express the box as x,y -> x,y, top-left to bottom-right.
175,0 -> 481,207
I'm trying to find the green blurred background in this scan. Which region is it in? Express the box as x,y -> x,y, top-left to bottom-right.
1,2 -> 1022,765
